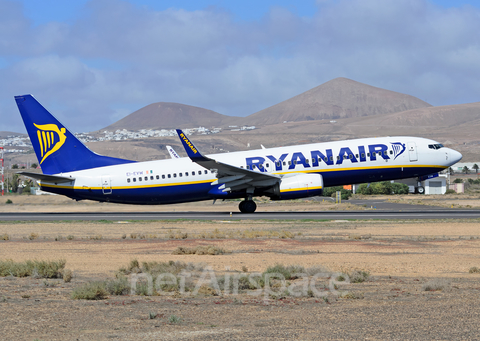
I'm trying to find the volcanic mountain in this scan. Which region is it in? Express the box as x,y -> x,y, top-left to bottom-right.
242,77 -> 432,126
102,102 -> 231,131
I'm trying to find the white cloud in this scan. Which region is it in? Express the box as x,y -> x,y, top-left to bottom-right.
1,0 -> 480,133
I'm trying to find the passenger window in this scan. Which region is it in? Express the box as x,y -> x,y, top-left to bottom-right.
156,175 -> 159,179
173,173 -> 177,178
139,177 -> 142,181
162,175 -> 165,179
330,156 -> 333,161
361,153 -> 365,158
144,176 -> 148,181
288,161 -> 292,165
127,178 -> 131,183
367,153 -> 370,157
324,157 -> 327,162
192,171 -> 195,175
276,162 -> 280,167
389,150 -> 393,155
133,178 -> 136,182
266,163 -> 269,167
356,154 -> 358,158
150,176 -> 154,180
179,173 -> 182,177
349,154 -> 353,159
305,159 -> 309,164
343,155 -> 347,160
204,170 -> 208,174
283,161 -> 286,166
337,156 -> 340,160
168,174 -> 171,178
185,172 -> 189,176
384,151 -> 387,156
294,161 -> 297,165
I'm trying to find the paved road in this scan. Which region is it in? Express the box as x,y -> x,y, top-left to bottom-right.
1,209 -> 479,221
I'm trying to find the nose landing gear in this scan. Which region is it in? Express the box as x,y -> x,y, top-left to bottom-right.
239,199 -> 257,213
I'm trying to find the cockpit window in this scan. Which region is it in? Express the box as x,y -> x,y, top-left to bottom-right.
428,144 -> 444,150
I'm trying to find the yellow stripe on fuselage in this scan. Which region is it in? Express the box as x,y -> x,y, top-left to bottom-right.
280,186 -> 323,193
39,179 -> 214,190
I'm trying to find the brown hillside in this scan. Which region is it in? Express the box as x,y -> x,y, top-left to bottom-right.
242,77 -> 432,126
101,102 -> 232,131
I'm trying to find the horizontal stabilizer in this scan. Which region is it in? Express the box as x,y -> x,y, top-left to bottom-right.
17,172 -> 75,183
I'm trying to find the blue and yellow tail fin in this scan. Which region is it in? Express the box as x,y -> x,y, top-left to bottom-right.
15,95 -> 135,174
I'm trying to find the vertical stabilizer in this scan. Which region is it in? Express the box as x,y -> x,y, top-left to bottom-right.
15,95 -> 135,174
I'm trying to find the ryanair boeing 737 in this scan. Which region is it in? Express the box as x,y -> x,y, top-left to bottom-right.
15,95 -> 462,213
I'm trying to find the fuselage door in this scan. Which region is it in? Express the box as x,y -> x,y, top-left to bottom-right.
101,175 -> 112,195
408,142 -> 418,162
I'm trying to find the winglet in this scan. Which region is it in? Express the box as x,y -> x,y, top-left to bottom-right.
176,129 -> 209,161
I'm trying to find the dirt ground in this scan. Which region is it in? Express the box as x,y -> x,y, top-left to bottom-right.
1,195 -> 480,340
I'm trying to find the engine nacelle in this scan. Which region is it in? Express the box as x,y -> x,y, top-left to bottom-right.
269,173 -> 323,200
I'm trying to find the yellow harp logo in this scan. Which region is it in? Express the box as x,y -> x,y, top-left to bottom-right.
34,123 -> 67,164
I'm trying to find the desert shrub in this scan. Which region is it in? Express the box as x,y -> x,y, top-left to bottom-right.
5,199 -> 12,204
217,274 -> 257,292
262,264 -> 306,281
357,182 -> 409,195
118,259 -> 201,278
445,189 -> 456,194
71,281 -> 108,300
66,235 -> 75,240
168,315 -> 181,324
167,230 -> 188,239
28,233 -> 39,240
453,178 -> 463,183
172,245 -> 229,255
349,270 -> 370,283
105,277 -> 130,295
422,279 -> 449,291
469,266 -> 480,274
0,259 -> 66,278
0,234 -> 9,241
63,269 -> 73,282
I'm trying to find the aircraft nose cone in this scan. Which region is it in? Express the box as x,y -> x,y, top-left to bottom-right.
449,149 -> 462,164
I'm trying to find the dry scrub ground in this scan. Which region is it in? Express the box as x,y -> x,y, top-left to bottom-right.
1,196 -> 480,340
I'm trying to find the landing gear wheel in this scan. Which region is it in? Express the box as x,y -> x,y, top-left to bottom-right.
416,186 -> 425,194
239,200 -> 257,213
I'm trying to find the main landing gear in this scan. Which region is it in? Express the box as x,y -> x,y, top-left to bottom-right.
239,199 -> 257,213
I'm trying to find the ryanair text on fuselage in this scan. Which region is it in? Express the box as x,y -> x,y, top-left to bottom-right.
245,142 -> 406,172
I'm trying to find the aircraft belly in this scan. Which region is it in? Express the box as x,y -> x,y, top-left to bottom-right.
71,182 -> 213,204
321,166 -> 444,187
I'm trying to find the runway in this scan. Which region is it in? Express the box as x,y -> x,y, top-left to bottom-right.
1,209 -> 480,221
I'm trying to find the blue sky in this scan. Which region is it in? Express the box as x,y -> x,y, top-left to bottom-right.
1,0 -> 480,132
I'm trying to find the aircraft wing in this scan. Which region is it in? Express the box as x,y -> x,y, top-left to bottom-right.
176,129 -> 280,192
17,172 -> 75,183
